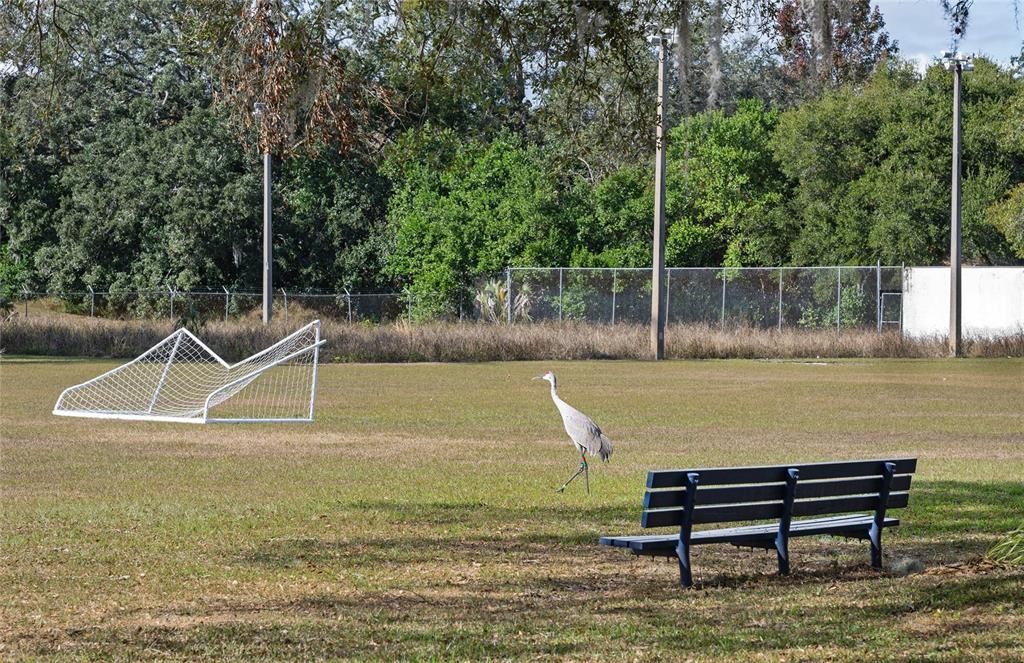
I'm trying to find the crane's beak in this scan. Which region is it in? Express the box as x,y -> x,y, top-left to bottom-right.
532,375 -> 543,380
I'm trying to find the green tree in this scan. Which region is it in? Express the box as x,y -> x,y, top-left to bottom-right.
1,0 -> 229,294
383,127 -> 572,318
0,244 -> 28,313
38,108 -> 259,294
573,165 -> 653,268
275,151 -> 391,291
667,99 -> 791,266
773,59 -> 1022,266
988,184 -> 1024,258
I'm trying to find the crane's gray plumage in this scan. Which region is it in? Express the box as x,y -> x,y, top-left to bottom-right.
536,370 -> 613,462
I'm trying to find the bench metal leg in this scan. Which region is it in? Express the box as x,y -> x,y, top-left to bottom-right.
676,472 -> 699,588
868,462 -> 895,569
868,525 -> 882,569
775,468 -> 799,576
775,534 -> 790,576
676,541 -> 693,588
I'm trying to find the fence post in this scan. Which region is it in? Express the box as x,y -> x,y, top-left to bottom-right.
876,260 -> 882,333
506,267 -> 512,324
665,269 -> 671,325
559,267 -> 564,322
611,269 -> 617,325
22,288 -> 29,318
344,287 -> 352,324
87,285 -> 95,317
720,272 -> 726,331
168,285 -> 175,319
281,288 -> 288,323
900,262 -> 905,336
222,286 -> 230,322
777,268 -> 783,331
836,266 -> 842,332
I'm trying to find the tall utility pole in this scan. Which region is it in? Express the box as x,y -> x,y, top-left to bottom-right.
649,29 -> 672,360
942,52 -> 972,356
255,102 -> 273,325
263,149 -> 272,325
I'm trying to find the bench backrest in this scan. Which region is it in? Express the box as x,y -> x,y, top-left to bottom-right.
641,458 -> 917,528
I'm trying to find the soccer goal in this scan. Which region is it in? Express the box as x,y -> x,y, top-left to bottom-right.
53,320 -> 325,424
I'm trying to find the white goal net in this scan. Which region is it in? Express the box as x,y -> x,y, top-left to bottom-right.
53,320 -> 325,423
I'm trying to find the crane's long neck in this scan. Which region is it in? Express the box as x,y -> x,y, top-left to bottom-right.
549,382 -> 570,415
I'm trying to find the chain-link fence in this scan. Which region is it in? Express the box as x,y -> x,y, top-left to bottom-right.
6,266 -> 904,331
491,266 -> 903,331
6,287 -> 406,324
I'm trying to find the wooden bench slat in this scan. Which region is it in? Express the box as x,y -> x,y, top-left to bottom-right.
642,492 -> 909,527
643,475 -> 913,509
646,458 -> 917,488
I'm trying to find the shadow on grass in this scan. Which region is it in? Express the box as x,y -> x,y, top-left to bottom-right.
869,571 -> 1024,615
237,481 -> 1024,574
238,500 -> 635,568
33,481 -> 1011,659
52,568 -> 1024,661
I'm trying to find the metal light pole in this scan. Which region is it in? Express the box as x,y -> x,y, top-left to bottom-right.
942,52 -> 972,357
649,29 -> 673,360
254,102 -> 273,325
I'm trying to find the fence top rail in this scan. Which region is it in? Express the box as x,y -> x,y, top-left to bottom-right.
507,265 -> 904,272
16,290 -> 405,298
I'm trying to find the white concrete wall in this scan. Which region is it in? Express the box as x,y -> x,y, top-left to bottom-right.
903,267 -> 1024,338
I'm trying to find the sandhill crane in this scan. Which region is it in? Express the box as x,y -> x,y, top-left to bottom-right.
534,370 -> 613,494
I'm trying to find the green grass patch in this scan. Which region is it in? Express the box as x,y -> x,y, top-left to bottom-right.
2,358 -> 1022,661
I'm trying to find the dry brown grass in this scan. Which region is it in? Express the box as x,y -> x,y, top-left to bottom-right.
2,314 -> 1021,362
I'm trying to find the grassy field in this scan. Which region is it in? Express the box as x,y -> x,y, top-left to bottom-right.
2,357 -> 1023,661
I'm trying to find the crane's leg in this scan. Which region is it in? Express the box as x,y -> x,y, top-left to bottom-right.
556,456 -> 587,493
583,453 -> 590,495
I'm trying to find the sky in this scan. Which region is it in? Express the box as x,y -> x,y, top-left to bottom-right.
874,0 -> 1023,72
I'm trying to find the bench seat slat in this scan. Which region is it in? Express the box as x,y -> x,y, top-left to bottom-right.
600,515 -> 899,555
642,492 -> 909,527
643,475 -> 913,509
647,458 -> 917,488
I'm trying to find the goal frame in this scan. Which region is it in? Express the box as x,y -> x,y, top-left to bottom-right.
52,320 -> 325,424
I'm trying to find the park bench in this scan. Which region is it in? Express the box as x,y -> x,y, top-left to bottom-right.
600,458 -> 917,587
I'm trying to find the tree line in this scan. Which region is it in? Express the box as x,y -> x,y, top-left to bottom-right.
1,0 -> 1021,318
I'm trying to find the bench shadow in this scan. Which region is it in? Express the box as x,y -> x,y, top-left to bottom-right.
236,479 -> 1023,581
22,482 -> 1022,659
52,566 -> 1023,660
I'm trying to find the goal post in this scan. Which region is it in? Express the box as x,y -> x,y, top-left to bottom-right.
53,320 -> 325,424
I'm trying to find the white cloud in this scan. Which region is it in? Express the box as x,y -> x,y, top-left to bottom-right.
875,0 -> 1021,68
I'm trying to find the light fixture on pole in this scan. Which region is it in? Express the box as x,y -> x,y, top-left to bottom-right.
254,101 -> 273,325
648,27 -> 674,360
941,51 -> 972,357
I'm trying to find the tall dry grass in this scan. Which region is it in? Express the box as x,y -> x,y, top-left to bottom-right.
2,314 -> 1021,361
